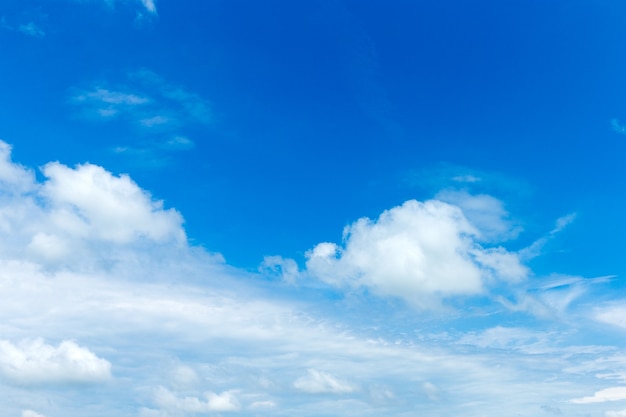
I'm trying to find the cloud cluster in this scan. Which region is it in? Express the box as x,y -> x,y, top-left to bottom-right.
0,338 -> 111,384
0,140 -> 622,417
305,199 -> 527,308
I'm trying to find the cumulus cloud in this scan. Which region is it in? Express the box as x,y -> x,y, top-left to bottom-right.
0,141 -> 185,269
0,338 -> 111,384
571,386 -> 626,404
305,199 -> 527,308
154,387 -> 241,413
41,162 -> 185,244
294,369 -> 357,394
0,141 -> 36,193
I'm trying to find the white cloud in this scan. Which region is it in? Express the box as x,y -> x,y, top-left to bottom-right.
520,212 -> 577,261
452,174 -> 481,183
22,411 -> 46,417
607,410 -> 626,417
0,140 -> 621,417
305,199 -> 527,308
0,141 -> 36,194
163,136 -> 195,151
72,88 -> 150,119
0,141 -> 186,271
76,0 -> 157,15
41,162 -> 185,244
154,387 -> 241,413
294,369 -> 357,394
249,400 -> 276,409
435,189 -> 521,242
458,326 -> 545,350
422,381 -> 440,401
571,386 -> 626,404
0,339 -> 111,384
594,305 -> 626,330
170,365 -> 200,388
260,255 -> 299,283
140,0 -> 157,14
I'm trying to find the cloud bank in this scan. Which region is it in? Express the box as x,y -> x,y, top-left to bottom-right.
0,139 -> 622,417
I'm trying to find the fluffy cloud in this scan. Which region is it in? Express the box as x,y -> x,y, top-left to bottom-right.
571,386 -> 626,404
0,140 -> 185,268
305,199 -> 527,308
0,141 -> 36,193
41,162 -> 185,244
294,369 -> 357,394
0,339 -> 111,384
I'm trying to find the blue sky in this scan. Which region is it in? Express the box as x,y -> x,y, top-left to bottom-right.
2,1 -> 626,416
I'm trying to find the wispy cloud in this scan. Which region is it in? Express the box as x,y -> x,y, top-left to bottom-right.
75,0 -> 157,16
70,70 -> 211,162
519,212 -> 577,260
294,369 -> 358,394
18,22 -> 45,38
1,16 -> 45,38
611,118 -> 626,135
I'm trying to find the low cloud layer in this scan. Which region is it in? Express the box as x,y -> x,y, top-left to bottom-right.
0,140 -> 622,417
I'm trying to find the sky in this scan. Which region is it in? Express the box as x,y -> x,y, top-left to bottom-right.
2,0 -> 626,416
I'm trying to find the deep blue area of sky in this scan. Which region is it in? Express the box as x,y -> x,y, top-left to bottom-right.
2,0 -> 626,277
